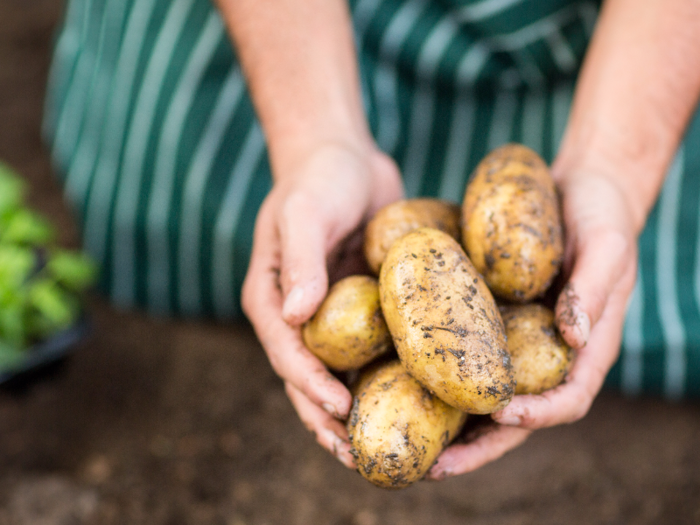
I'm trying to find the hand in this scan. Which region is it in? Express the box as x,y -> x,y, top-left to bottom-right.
241,141 -> 403,468
429,0 -> 700,480
428,166 -> 639,479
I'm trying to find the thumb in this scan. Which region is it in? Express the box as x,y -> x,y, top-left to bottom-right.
278,193 -> 332,326
555,227 -> 635,349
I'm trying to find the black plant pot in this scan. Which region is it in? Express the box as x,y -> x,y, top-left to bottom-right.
0,318 -> 89,387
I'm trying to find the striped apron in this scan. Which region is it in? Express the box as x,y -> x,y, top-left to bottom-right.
43,0 -> 700,398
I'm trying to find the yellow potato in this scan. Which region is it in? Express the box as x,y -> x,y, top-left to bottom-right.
500,303 -> 573,395
302,275 -> 392,371
347,360 -> 466,489
364,198 -> 461,275
379,227 -> 515,414
462,143 -> 563,302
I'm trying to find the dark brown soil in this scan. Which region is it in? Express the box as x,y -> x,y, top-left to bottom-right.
1,2 -> 699,524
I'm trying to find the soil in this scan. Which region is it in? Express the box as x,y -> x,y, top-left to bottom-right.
1,2 -> 699,524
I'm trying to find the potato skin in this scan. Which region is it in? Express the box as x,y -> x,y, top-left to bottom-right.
364,198 -> 461,275
500,304 -> 573,395
347,360 -> 466,489
462,143 -> 563,302
379,227 -> 515,414
302,275 -> 392,371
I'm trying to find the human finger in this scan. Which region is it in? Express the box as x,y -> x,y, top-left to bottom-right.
285,383 -> 356,468
492,260 -> 634,429
242,206 -> 352,418
277,190 -> 332,326
555,226 -> 634,349
426,425 -> 531,480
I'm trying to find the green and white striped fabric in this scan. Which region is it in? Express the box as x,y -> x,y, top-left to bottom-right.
44,0 -> 700,398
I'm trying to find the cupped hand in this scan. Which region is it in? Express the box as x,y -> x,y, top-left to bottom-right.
429,166 -> 640,479
241,141 -> 403,467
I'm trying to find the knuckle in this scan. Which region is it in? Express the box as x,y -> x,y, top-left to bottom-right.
568,404 -> 590,424
568,390 -> 593,423
285,385 -> 317,434
581,225 -> 629,259
587,289 -> 608,323
302,417 -> 317,435
265,351 -> 285,379
518,411 -> 540,429
240,278 -> 255,318
282,191 -> 315,222
600,228 -> 630,258
294,410 -> 316,435
508,403 -> 539,429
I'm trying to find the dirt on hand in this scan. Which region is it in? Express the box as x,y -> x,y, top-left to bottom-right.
0,2 -> 699,524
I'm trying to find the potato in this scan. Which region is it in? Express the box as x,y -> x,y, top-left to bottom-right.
462,143 -> 563,302
379,227 -> 515,414
500,303 -> 573,395
347,360 -> 466,489
364,198 -> 461,275
302,275 -> 392,371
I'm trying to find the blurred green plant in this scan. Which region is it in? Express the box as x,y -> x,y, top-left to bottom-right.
0,162 -> 97,368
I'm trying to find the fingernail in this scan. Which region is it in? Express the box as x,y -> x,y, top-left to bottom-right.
337,451 -> 354,469
322,403 -> 339,417
428,467 -> 449,480
495,415 -> 522,426
331,435 -> 354,468
323,429 -> 348,457
282,286 -> 304,321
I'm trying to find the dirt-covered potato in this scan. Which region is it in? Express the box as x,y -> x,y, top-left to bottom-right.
364,198 -> 461,275
347,360 -> 466,489
462,143 -> 563,302
500,303 -> 573,395
302,275 -> 392,371
379,227 -> 515,414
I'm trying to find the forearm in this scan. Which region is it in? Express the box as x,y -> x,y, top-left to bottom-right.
214,0 -> 370,177
555,0 -> 700,233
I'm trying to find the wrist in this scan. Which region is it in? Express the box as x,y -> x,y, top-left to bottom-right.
265,112 -> 375,183
218,0 -> 371,182
263,94 -> 384,189
552,119 -> 673,237
551,0 -> 700,237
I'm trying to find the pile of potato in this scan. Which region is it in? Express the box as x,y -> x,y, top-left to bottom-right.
302,144 -> 573,489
